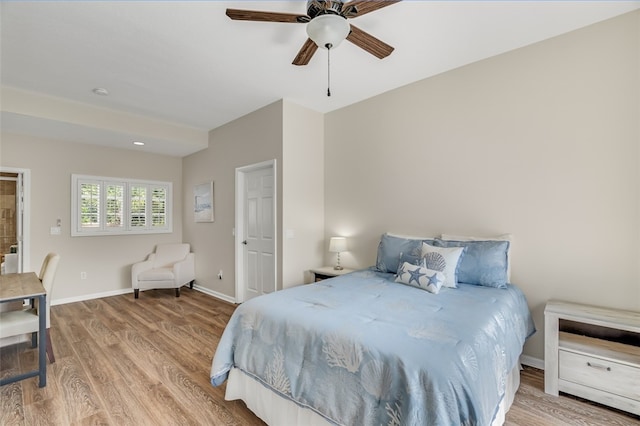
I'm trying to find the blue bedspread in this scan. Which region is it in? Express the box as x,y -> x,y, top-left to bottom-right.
211,268 -> 535,426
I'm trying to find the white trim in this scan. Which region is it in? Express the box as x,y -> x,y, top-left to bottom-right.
71,174 -> 172,236
49,284 -> 236,306
234,168 -> 245,304
520,354 -> 544,370
234,159 -> 277,304
51,288 -> 133,306
193,284 -> 236,304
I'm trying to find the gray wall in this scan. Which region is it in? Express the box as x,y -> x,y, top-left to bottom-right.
182,101 -> 284,299
0,133 -> 184,301
324,11 -> 640,361
182,99 -> 326,299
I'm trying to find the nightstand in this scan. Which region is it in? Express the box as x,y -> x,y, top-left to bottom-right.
310,266 -> 355,282
544,300 -> 640,415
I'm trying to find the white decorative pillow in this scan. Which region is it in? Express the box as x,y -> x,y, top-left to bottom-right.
441,233 -> 513,282
395,262 -> 445,294
420,242 -> 464,288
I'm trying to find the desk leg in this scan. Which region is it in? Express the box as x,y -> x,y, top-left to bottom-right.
38,294 -> 47,388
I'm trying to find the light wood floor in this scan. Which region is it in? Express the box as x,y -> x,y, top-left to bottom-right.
1,288 -> 638,425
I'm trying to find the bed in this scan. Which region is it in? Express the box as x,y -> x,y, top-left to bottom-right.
211,234 -> 536,425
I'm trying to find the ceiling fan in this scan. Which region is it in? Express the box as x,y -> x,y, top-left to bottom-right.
226,0 -> 401,66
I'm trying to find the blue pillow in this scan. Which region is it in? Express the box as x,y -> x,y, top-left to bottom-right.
433,239 -> 510,288
375,233 -> 434,273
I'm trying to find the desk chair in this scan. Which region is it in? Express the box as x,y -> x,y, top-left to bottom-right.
0,253 -> 60,363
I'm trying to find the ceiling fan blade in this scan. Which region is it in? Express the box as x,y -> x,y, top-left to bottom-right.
343,0 -> 401,18
292,38 -> 319,66
346,24 -> 394,59
226,9 -> 310,23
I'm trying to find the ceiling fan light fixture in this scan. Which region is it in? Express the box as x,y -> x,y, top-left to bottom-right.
306,14 -> 350,49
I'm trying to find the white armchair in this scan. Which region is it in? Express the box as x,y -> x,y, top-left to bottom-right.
131,243 -> 195,299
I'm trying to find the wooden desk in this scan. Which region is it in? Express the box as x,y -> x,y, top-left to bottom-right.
0,272 -> 47,387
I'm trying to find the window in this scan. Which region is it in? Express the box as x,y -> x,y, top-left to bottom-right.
72,174 -> 172,236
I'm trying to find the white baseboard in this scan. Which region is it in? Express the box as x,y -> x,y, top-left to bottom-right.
193,284 -> 237,304
50,284 -> 236,306
520,354 -> 544,370
52,288 -> 133,306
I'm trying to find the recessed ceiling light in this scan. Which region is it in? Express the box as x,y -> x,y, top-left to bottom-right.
92,87 -> 109,96
133,141 -> 145,146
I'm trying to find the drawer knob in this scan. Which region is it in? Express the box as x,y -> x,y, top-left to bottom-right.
587,361 -> 611,372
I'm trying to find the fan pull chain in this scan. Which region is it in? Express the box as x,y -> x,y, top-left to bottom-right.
326,43 -> 332,97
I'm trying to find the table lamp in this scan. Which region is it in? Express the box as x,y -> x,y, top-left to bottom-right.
329,237 -> 347,270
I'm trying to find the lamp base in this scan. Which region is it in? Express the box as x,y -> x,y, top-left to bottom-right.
333,265 -> 343,270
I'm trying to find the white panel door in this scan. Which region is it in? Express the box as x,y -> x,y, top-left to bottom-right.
243,166 -> 275,300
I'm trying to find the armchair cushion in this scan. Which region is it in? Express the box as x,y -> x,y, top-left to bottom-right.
138,267 -> 174,281
0,308 -> 39,338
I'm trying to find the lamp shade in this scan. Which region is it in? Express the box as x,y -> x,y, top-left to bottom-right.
306,14 -> 350,49
329,237 -> 347,253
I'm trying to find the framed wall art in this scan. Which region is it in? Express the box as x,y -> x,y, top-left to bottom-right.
194,181 -> 214,222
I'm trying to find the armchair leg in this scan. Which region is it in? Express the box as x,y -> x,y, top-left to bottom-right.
134,289 -> 139,299
46,329 -> 55,363
189,280 -> 194,289
175,287 -> 180,297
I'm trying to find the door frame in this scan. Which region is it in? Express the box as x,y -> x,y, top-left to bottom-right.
0,167 -> 30,273
234,159 -> 277,303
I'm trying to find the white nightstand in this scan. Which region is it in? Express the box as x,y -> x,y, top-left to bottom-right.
310,266 -> 355,282
544,300 -> 640,416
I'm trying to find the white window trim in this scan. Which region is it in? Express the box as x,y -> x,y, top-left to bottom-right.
71,174 -> 173,236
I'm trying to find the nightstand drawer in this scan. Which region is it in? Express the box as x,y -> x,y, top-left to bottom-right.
559,350 -> 640,401
314,273 -> 335,282
310,267 -> 355,282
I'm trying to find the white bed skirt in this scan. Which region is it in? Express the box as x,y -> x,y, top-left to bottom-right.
225,363 -> 521,426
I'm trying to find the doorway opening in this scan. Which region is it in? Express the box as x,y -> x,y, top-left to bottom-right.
0,168 -> 30,274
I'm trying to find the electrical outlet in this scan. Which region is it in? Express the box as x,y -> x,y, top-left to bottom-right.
80,272 -> 87,279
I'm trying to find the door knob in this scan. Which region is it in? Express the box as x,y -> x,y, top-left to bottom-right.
242,240 -> 247,245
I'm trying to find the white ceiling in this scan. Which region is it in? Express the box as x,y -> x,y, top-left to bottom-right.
1,1 -> 638,156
